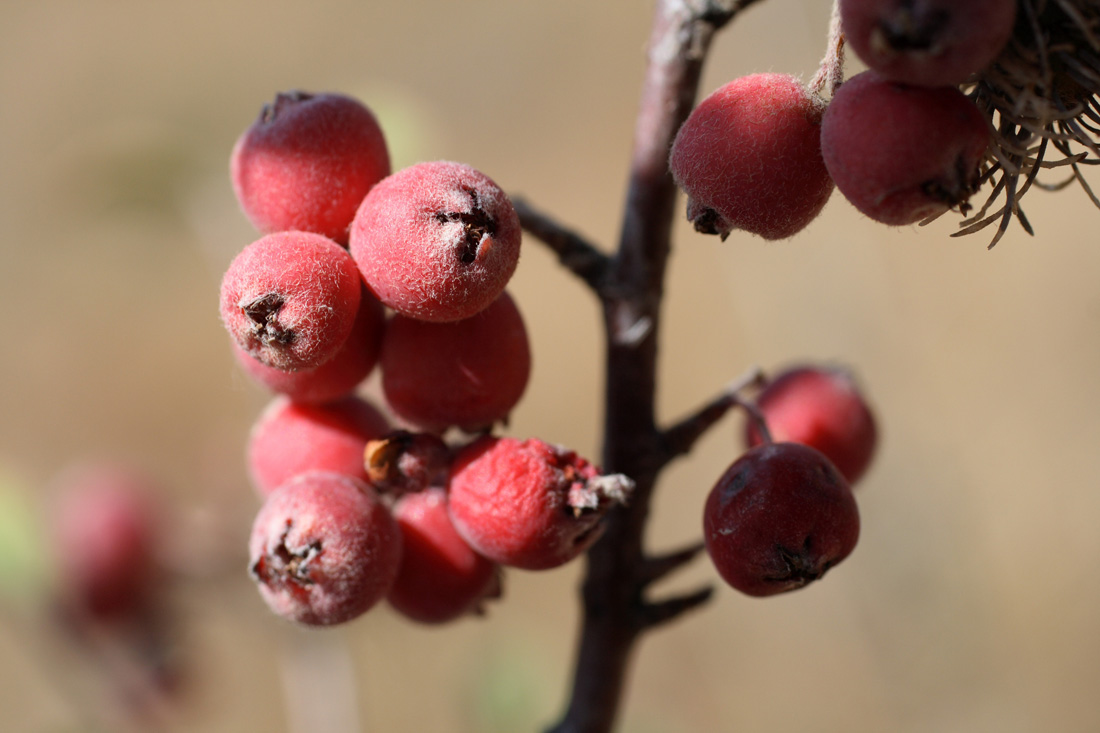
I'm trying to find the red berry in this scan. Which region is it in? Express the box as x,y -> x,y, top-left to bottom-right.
233,286 -> 386,404
820,70 -> 990,225
746,365 -> 877,485
669,73 -> 834,240
249,472 -> 402,626
841,0 -> 1016,87
349,161 -> 522,322
364,431 -> 452,497
247,395 -> 390,497
380,292 -> 531,432
50,463 -> 160,620
231,91 -> 390,244
447,437 -> 633,570
387,487 -> 501,624
220,231 -> 362,371
704,443 -> 860,597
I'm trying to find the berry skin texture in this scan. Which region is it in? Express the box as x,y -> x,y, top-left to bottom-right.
349,160 -> 522,322
447,437 -> 634,571
231,91 -> 390,244
841,0 -> 1017,87
669,73 -> 834,240
704,443 -> 860,597
249,472 -> 402,626
821,71 -> 990,226
247,395 -> 390,497
746,365 -> 878,485
380,292 -> 531,433
221,231 -> 362,371
233,286 -> 386,404
387,487 -> 501,624
50,463 -> 160,620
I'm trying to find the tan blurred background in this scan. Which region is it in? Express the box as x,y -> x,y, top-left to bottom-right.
1,0 -> 1098,731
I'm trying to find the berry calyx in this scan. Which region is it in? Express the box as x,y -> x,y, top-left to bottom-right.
704,442 -> 860,597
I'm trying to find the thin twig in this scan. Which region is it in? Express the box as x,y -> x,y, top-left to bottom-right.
640,586 -> 715,630
639,542 -> 707,585
513,197 -> 610,291
658,365 -> 765,464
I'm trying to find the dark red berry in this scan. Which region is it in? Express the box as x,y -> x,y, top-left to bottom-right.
704,443 -> 860,597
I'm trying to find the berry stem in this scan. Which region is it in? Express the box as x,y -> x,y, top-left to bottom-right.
809,0 -> 845,98
658,365 -> 766,464
546,1 -> 752,731
512,197 -> 610,291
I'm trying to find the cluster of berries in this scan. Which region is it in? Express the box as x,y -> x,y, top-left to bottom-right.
221,91 -> 632,627
669,0 -> 1015,239
706,365 -> 877,596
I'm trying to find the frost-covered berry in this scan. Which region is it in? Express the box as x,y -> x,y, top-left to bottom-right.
840,0 -> 1017,87
349,161 -> 522,322
247,395 -> 390,496
821,71 -> 990,225
380,292 -> 531,432
670,73 -> 834,240
231,91 -> 390,244
746,365 -> 878,485
387,487 -> 501,624
249,472 -> 402,626
233,286 -> 386,404
704,443 -> 860,597
448,437 -> 634,570
220,231 -> 362,371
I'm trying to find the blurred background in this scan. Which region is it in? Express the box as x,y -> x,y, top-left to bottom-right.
2,0 -> 1098,731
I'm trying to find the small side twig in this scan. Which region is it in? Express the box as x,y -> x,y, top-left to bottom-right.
658,365 -> 765,465
639,541 -> 707,585
513,197 -> 610,291
639,586 -> 715,630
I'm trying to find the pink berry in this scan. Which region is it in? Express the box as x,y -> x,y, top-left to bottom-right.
220,231 -> 362,371
820,70 -> 990,225
380,292 -> 531,432
364,431 -> 452,497
387,487 -> 501,624
50,463 -> 160,620
841,0 -> 1017,87
233,286 -> 386,404
249,472 -> 402,626
230,91 -> 390,244
704,443 -> 860,597
669,73 -> 834,240
447,437 -> 634,570
247,395 -> 390,497
746,365 -> 877,485
349,161 -> 522,322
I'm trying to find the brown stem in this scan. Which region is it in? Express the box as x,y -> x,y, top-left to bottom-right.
545,1 -> 750,731
513,197 -> 610,291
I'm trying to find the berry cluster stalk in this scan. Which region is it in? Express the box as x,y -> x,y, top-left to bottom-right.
518,1 -> 760,731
